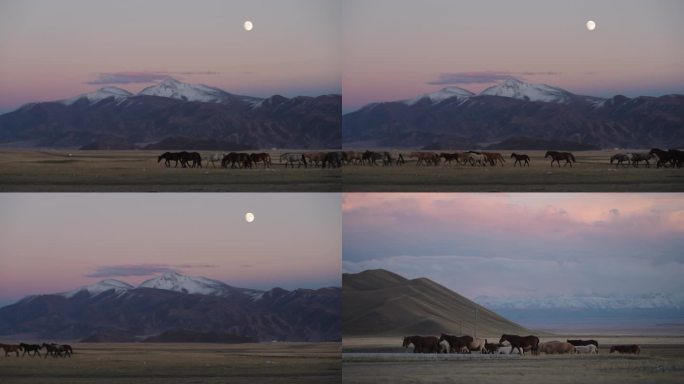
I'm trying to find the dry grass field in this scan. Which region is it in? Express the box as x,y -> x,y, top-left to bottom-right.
0,342 -> 341,384
342,150 -> 684,191
342,336 -> 684,383
0,150 -> 341,192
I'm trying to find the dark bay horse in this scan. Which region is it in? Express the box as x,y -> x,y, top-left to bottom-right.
20,343 -> 42,357
157,152 -> 180,167
610,344 -> 640,355
439,334 -> 473,353
669,149 -> 684,168
1,343 -> 21,357
649,148 -> 672,168
499,334 -> 539,355
250,153 -> 272,168
402,335 -> 439,353
545,151 -> 576,167
510,153 -> 530,167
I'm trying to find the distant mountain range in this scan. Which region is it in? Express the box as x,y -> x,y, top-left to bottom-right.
0,78 -> 341,149
0,271 -> 340,342
343,78 -> 684,149
343,269 -> 529,337
475,293 -> 684,311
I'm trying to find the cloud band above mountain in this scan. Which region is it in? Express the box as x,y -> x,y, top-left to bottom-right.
426,71 -> 562,85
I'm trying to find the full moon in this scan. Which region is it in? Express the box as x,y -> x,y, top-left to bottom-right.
243,20 -> 253,31
245,212 -> 255,223
586,20 -> 596,31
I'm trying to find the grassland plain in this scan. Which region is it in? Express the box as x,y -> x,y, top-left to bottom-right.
342,336 -> 684,384
0,342 -> 341,384
341,150 -> 684,192
0,150 -> 340,192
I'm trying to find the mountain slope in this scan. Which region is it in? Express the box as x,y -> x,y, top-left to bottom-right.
343,269 -> 529,337
139,271 -> 261,296
0,79 -> 341,149
343,80 -> 684,148
0,273 -> 340,342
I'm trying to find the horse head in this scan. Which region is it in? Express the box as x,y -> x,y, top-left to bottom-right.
402,336 -> 411,348
499,334 -> 509,344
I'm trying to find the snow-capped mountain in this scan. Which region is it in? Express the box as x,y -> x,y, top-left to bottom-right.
61,87 -> 133,105
138,78 -> 260,104
61,279 -> 133,298
479,78 -> 578,103
138,271 -> 260,296
403,86 -> 475,106
476,293 -> 684,311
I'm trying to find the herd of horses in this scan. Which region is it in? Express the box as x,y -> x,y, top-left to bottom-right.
157,151 -> 343,169
156,148 -> 684,170
0,342 -> 73,358
402,334 -> 640,356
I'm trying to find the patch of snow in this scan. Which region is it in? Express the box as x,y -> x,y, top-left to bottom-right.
403,87 -> 475,106
61,87 -> 133,105
61,279 -> 133,298
479,78 -> 575,103
138,271 -> 233,295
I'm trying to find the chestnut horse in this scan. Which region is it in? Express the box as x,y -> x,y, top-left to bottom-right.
402,335 -> 439,353
1,343 -> 21,357
539,341 -> 575,354
439,334 -> 473,353
545,151 -> 576,167
499,334 -> 540,355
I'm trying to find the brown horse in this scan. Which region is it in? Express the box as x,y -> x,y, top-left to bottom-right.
20,343 -> 42,357
343,151 -> 363,165
438,334 -> 473,353
250,153 -> 272,168
610,154 -> 631,168
545,151 -> 576,167
440,153 -> 460,165
499,334 -> 540,355
539,341 -> 575,354
1,343 -> 21,357
610,345 -> 640,355
482,152 -> 505,166
409,152 -> 439,166
157,152 -> 181,168
510,153 -> 530,167
630,152 -> 652,168
402,335 -> 440,353
484,340 -> 501,354
304,152 -> 327,167
649,148 -> 672,168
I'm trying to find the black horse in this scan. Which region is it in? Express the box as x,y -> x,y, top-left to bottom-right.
157,152 -> 180,168
510,153 -> 530,167
20,343 -> 42,357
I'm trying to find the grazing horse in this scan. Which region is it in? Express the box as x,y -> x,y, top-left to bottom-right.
322,151 -> 342,168
395,153 -> 406,166
1,343 -> 21,357
41,343 -> 70,358
280,153 -> 307,168
510,153 -> 530,167
402,336 -> 440,353
649,148 -> 672,168
610,345 -> 640,355
250,153 -> 272,168
574,345 -> 598,354
610,153 -> 631,168
188,152 -> 202,168
539,341 -> 575,354
20,343 -> 42,357
630,152 -> 652,168
545,151 -> 576,167
439,334 -> 473,353
157,152 -> 180,168
567,339 -> 599,349
361,151 -> 383,166
499,334 -> 540,355
303,152 -> 326,167
482,152 -> 505,166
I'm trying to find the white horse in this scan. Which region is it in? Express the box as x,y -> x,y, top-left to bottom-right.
280,153 -> 307,168
204,153 -> 225,168
438,340 -> 450,353
574,344 -> 598,354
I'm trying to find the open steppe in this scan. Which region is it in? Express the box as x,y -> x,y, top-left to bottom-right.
0,150 -> 340,192
342,150 -> 684,191
0,342 -> 341,384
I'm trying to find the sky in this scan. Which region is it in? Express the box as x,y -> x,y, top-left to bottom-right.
0,193 -> 341,307
342,193 -> 684,301
0,0 -> 341,113
342,0 -> 684,112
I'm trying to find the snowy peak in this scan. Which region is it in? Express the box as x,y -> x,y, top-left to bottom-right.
137,77 -> 261,104
404,86 -> 475,106
61,279 -> 133,298
61,87 -> 133,105
138,271 -> 238,296
479,78 -> 576,103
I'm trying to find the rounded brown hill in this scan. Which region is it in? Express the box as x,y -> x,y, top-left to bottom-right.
343,269 -> 529,337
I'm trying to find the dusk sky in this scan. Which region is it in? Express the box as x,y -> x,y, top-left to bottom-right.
0,193 -> 341,307
343,193 -> 684,300
342,0 -> 684,112
0,0 -> 341,113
